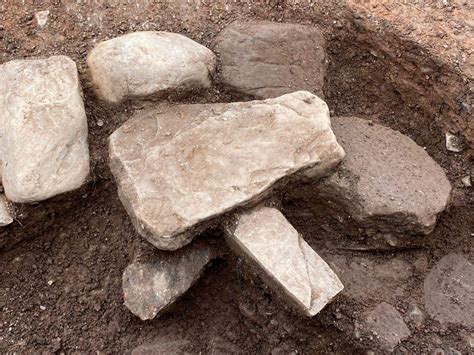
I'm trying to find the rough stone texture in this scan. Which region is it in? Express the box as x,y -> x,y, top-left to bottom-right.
327,254 -> 414,303
0,195 -> 13,226
87,31 -> 216,103
213,21 -> 327,99
123,240 -> 215,320
109,91 -> 344,250
209,336 -> 244,355
365,302 -> 411,352
131,338 -> 190,355
424,254 -> 474,328
0,56 -> 90,203
224,206 -> 343,317
317,116 -> 451,236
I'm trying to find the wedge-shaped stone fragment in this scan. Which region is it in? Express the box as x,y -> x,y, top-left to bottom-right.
109,91 -> 344,250
224,206 -> 343,316
317,116 -> 451,236
123,241 -> 215,320
87,31 -> 216,103
0,56 -> 90,203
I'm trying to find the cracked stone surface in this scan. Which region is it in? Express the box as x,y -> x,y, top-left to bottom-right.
213,21 -> 327,99
0,195 -> 13,226
424,254 -> 474,328
123,240 -> 215,321
364,302 -> 411,352
0,56 -> 90,203
87,31 -> 216,103
224,206 -> 343,317
317,116 -> 451,236
109,91 -> 344,250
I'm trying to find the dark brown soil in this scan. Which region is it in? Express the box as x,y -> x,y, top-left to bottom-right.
0,1 -> 472,354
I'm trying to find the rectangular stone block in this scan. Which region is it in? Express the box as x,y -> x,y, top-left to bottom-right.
224,206 -> 343,316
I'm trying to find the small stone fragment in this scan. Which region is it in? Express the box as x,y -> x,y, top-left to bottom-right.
365,302 -> 411,352
0,195 -> 13,226
123,241 -> 215,320
109,91 -> 344,250
406,303 -> 425,329
445,132 -> 463,152
461,175 -> 472,187
35,10 -> 49,27
87,31 -> 216,103
0,56 -> 90,203
317,116 -> 451,236
224,206 -> 343,317
213,21 -> 327,99
424,254 -> 474,328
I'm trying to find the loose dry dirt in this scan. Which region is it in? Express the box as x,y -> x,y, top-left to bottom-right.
1,1 -> 472,354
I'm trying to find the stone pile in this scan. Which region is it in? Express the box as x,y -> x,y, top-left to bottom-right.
2,20 -> 461,353
110,90 -> 346,319
97,26 -> 453,336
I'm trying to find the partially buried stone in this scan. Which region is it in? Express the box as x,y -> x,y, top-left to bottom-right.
109,91 -> 344,250
87,31 -> 216,103
365,302 -> 411,352
123,240 -> 215,320
316,116 -> 451,236
0,56 -> 90,203
424,254 -> 474,328
223,206 -> 343,317
0,194 -> 13,226
213,21 -> 327,99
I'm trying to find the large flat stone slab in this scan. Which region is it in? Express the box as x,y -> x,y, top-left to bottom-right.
0,56 -> 90,203
109,91 -> 344,250
213,21 -> 327,99
317,116 -> 451,236
424,254 -> 474,328
224,206 -> 343,316
123,240 -> 215,320
87,31 -> 216,103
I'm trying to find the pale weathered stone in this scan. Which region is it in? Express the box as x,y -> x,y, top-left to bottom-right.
213,21 -> 327,99
317,116 -> 451,235
365,302 -> 411,352
424,254 -> 474,328
224,206 -> 343,317
123,241 -> 215,320
0,56 -> 90,203
0,195 -> 13,226
87,31 -> 216,103
109,91 -> 344,250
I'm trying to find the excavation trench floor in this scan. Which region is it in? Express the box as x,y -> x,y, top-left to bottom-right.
0,1 -> 472,354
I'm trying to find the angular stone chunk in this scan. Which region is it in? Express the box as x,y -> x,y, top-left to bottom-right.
123,241 -> 215,320
109,91 -> 344,250
0,56 -> 90,203
317,116 -> 451,235
213,21 -> 327,99
224,206 -> 343,316
424,254 -> 474,328
365,302 -> 411,352
0,195 -> 13,226
87,31 -> 216,103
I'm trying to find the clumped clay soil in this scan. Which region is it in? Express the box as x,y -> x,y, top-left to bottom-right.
0,1 -> 472,354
